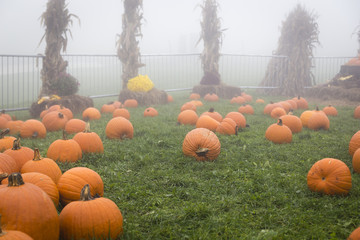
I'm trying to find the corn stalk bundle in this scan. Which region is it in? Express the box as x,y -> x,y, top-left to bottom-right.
198,0 -> 223,85
117,0 -> 144,89
39,0 -> 79,96
260,4 -> 319,96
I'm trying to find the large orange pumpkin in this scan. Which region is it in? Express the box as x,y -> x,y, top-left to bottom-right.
112,108 -> 130,120
189,93 -> 200,100
0,153 -> 17,174
201,108 -> 223,122
204,93 -> 219,102
0,173 -> 59,240
299,110 -> 315,128
293,96 -> 308,109
238,104 -> 254,115
105,117 -> 134,140
59,184 -> 123,240
100,103 -> 116,113
230,96 -> 246,104
21,148 -> 62,184
270,107 -> 286,119
216,118 -> 237,135
180,102 -> 196,112
3,139 -> 34,171
19,119 -> 47,138
42,111 -> 68,132
182,128 -> 221,161
82,107 -> 101,121
0,215 -> 33,239
47,132 -> 82,163
354,105 -> 360,119
349,130 -> 360,156
73,123 -> 104,154
58,106 -> 73,120
322,105 -> 337,116
123,99 -> 138,108
143,107 -> 158,117
279,113 -> 302,133
196,115 -> 220,131
57,167 -> 104,206
177,110 -> 198,125
307,158 -> 352,195
265,119 -> 292,144
225,112 -> 246,128
307,109 -> 330,130
5,120 -> 23,135
64,118 -> 86,134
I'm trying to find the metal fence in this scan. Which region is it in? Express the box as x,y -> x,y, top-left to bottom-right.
0,53 -> 353,111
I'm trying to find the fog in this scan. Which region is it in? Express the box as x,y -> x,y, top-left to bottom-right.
0,0 -> 359,57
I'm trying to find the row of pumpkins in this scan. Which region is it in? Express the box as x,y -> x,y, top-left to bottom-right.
1,92 -> 360,238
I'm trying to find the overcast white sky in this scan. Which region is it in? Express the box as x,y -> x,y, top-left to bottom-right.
0,0 -> 359,56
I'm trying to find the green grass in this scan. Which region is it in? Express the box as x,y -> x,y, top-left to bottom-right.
12,91 -> 360,239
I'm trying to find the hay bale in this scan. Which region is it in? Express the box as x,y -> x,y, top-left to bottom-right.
30,95 -> 93,118
192,84 -> 241,99
119,88 -> 168,106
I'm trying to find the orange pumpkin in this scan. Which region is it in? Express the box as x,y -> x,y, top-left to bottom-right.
225,112 -> 246,128
58,106 -> 73,120
348,226 -> 360,240
3,139 -> 34,171
5,120 -> 23,135
263,102 -> 283,115
307,158 -> 352,195
112,101 -> 122,109
255,98 -> 265,104
349,130 -> 360,156
279,113 -> 302,133
352,148 -> 360,173
0,129 -> 16,152
265,119 -> 292,144
322,105 -> 337,116
167,95 -> 174,102
241,93 -> 253,102
47,132 -> 82,163
0,153 -> 17,174
64,118 -> 86,134
201,108 -> 223,122
177,110 -> 198,125
307,109 -> 329,130
180,102 -> 196,112
82,107 -> 101,121
354,105 -> 360,119
59,184 -> 123,240
299,110 -> 315,128
73,123 -> 104,154
0,216 -> 33,239
285,99 -> 297,110
189,93 -> 201,100
204,93 -> 219,102
0,173 -> 59,240
238,104 -> 254,115
42,111 -> 68,132
57,167 -> 104,206
0,110 -> 11,121
196,115 -> 220,131
100,103 -> 116,113
19,119 -> 47,138
278,101 -> 291,112
105,117 -> 134,140
143,107 -> 158,117
182,128 -> 221,161
21,148 -> 62,184
0,117 -> 8,130
2,172 -> 59,206
270,107 -> 286,119
293,96 -> 308,109
230,96 -> 246,104
112,108 -> 131,120
123,99 -> 138,108
216,118 -> 237,135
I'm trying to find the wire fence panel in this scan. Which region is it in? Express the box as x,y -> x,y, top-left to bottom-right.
0,53 -> 353,111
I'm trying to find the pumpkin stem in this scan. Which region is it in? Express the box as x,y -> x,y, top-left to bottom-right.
7,172 -> 25,187
58,112 -> 64,119
80,184 -> 93,201
0,128 -> 10,139
288,109 -> 294,115
297,96 -> 301,100
62,130 -> 68,140
84,122 -> 91,133
33,148 -> 42,161
195,148 -> 209,157
0,173 -> 8,183
315,106 -> 319,111
277,119 -> 283,126
12,138 -> 21,150
209,107 -> 214,113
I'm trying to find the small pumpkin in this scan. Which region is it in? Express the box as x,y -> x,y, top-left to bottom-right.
100,103 -> 116,113
42,111 -> 68,132
225,112 -> 246,128
265,119 -> 292,144
352,148 -> 360,173
167,95 -> 174,102
82,107 -> 101,121
112,101 -> 122,108
21,148 -> 62,184
105,117 -> 134,140
354,105 -> 360,119
349,130 -> 360,156
270,107 -> 286,119
47,132 -> 82,163
255,98 -> 265,104
143,107 -> 158,117
3,139 -> 34,171
180,102 -> 196,112
322,105 -> 338,116
204,93 -> 219,102
285,99 -> 297,110
279,112 -> 302,133
58,106 -> 73,120
241,93 -> 253,102
64,118 -> 86,134
307,158 -> 352,195
189,93 -> 200,100
263,102 -> 283,115
123,99 -> 138,108
201,108 -> 223,122
278,101 -> 291,112
182,128 -> 221,161
177,110 -> 198,125
293,96 -> 308,109
0,173 -> 59,240
59,184 -> 123,240
19,119 -> 47,138
230,96 -> 246,104
73,123 -> 104,154
216,118 -> 237,135
0,129 -> 16,152
196,115 -> 220,131
299,110 -> 315,128
57,167 -> 104,206
0,117 -> 8,130
189,100 -> 203,107
0,214 -> 33,240
0,110 -> 11,121
348,226 -> 360,240
238,104 -> 254,115
112,108 -> 131,119
2,172 -> 59,206
307,108 -> 329,130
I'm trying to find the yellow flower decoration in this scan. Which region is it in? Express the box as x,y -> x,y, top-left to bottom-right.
127,75 -> 154,92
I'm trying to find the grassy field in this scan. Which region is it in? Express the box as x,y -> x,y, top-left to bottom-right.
12,90 -> 360,239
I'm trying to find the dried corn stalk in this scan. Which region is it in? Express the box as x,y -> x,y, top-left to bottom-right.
198,0 -> 224,85
260,4 -> 319,96
117,0 -> 145,89
39,0 -> 79,96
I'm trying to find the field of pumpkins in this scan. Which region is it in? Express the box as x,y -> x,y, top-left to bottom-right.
1,91 -> 360,239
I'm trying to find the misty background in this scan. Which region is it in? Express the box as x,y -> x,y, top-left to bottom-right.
0,0 -> 359,57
